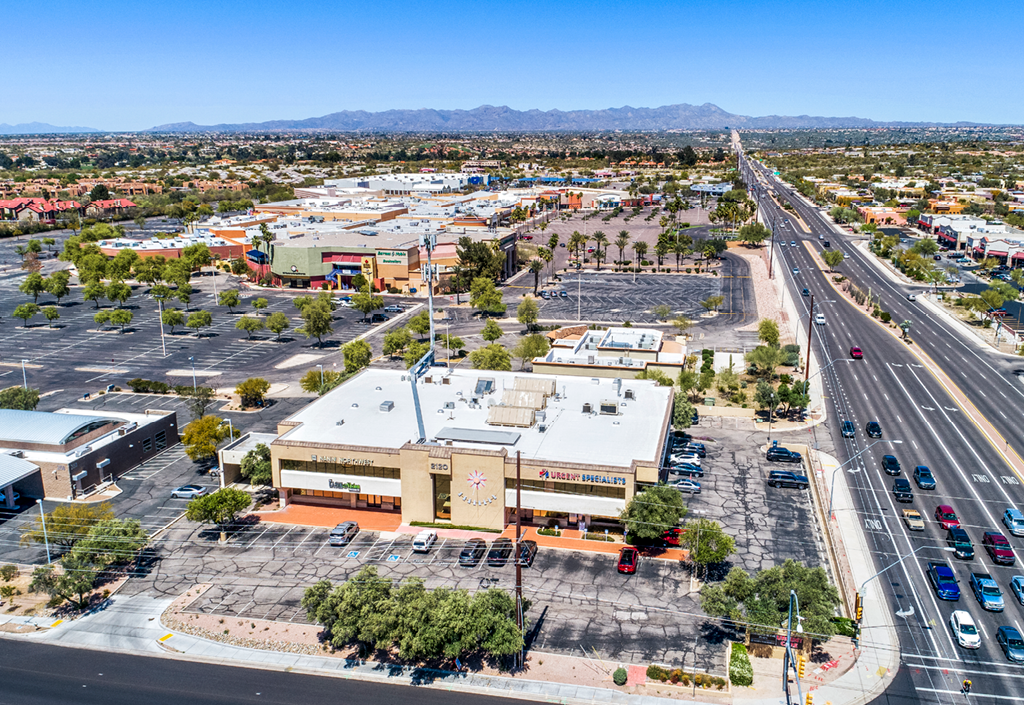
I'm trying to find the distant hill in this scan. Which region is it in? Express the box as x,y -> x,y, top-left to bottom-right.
0,122 -> 102,135
145,103 -> 985,133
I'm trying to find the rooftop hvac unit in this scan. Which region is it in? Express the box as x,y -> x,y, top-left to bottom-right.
537,424 -> 547,433
336,420 -> 345,426
582,403 -> 592,414
444,401 -> 455,409
625,389 -> 635,400
600,400 -> 618,415
380,401 -> 395,412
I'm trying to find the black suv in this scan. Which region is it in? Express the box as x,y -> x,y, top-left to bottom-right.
881,455 -> 901,475
866,421 -> 882,438
768,470 -> 809,489
841,421 -> 856,438
766,446 -> 802,463
487,538 -> 514,566
517,539 -> 538,567
892,478 -> 913,502
458,539 -> 487,566
947,527 -> 974,559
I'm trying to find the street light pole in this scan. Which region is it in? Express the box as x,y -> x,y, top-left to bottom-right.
827,439 -> 902,519
21,359 -> 28,389
189,356 -> 197,391
805,294 -> 814,384
37,499 -> 50,564
158,299 -> 167,357
783,590 -> 804,705
317,364 -> 324,391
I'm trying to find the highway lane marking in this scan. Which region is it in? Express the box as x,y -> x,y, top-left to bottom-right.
910,664 -> 1024,679
912,440 -> 918,450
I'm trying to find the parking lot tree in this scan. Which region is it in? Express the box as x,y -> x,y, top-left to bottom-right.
186,487 -> 252,539
528,259 -> 545,295
455,235 -> 504,282
911,238 -> 939,256
21,501 -> 114,549
230,257 -> 250,277
671,315 -> 693,338
681,518 -> 735,578
82,281 -> 106,309
236,377 -> 271,409
470,277 -> 507,316
186,310 -> 213,336
631,241 -> 648,268
182,243 -> 212,271
19,272 -> 46,302
316,290 -> 337,311
481,318 -> 504,342
512,334 -> 549,370
251,297 -> 269,313
265,311 -> 290,340
406,310 -> 432,339
738,223 -> 769,247
382,327 -> 413,359
293,295 -> 313,312
240,443 -> 272,486
29,555 -> 98,610
165,259 -> 191,288
298,302 -> 334,346
43,306 -> 61,328
437,333 -> 465,356
673,391 -> 695,429
134,215 -> 146,231
651,304 -> 672,321
700,295 -> 725,313
343,339 -> 372,374
469,343 -> 512,371
13,303 -> 40,327
300,367 -> 344,395
614,232 -> 630,264
107,249 -> 139,281
745,345 -> 784,379
517,296 -> 539,331
182,415 -> 233,460
178,385 -> 216,421
620,485 -> 687,542
350,273 -> 368,291
218,289 -> 241,312
0,386 -> 40,410
235,315 -> 264,340
72,518 -> 149,568
351,289 -> 383,322
700,560 -> 841,638
45,271 -> 71,304
110,308 -> 132,333
161,307 -> 186,333
754,380 -> 779,414
105,281 -> 132,308
757,319 -> 780,348
822,249 -> 845,271
150,283 -> 172,302
403,340 -> 430,369
93,310 -> 111,329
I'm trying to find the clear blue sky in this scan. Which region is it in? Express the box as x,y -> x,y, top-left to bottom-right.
5,0 -> 1020,130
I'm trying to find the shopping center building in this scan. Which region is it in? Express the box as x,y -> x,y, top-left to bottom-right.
270,368 -> 674,531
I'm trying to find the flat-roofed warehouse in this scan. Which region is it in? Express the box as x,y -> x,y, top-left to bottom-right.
270,368 -> 674,531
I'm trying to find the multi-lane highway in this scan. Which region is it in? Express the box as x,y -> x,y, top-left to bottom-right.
737,148 -> 1024,704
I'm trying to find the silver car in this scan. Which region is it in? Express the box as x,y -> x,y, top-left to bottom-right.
170,484 -> 206,499
672,478 -> 701,494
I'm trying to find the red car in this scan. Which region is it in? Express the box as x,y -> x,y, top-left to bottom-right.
850,346 -> 863,359
661,528 -> 682,546
617,547 -> 639,574
935,505 -> 960,530
983,532 -> 1016,565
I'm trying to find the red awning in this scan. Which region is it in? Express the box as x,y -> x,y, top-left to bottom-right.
988,251 -> 1008,257
1011,252 -> 1024,260
323,253 -> 364,263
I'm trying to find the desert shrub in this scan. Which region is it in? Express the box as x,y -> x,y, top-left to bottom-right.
729,643 -> 753,686
647,664 -> 669,682
669,668 -> 682,684
613,667 -> 628,686
0,565 -> 17,582
880,311 -> 892,323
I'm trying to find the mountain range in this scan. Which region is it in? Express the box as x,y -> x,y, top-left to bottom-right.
144,103 -> 985,133
0,122 -> 101,135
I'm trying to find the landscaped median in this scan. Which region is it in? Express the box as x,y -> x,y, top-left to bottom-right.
499,525 -> 690,561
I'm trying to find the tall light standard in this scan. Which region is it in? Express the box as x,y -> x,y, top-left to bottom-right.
827,439 -> 902,519
856,545 -> 955,630
188,356 -> 197,391
37,499 -> 50,564
782,590 -> 805,705
317,364 -> 324,391
21,360 -> 28,389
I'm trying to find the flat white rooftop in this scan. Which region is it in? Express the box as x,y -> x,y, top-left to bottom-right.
277,368 -> 671,469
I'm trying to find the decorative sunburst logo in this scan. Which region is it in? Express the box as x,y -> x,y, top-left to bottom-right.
467,470 -> 487,491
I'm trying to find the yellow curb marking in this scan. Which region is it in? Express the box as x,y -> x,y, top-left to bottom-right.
158,633 -> 174,642
49,619 -> 63,627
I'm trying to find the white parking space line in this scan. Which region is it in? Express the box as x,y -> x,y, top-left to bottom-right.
293,528 -> 318,551
272,526 -> 296,548
245,526 -> 273,549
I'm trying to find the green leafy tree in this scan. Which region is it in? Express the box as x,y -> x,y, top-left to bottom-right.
754,380 -> 778,413
437,333 -> 465,357
470,277 -> 507,316
300,368 -> 344,395
231,257 -> 251,277
13,303 -> 40,327
757,319 -> 780,347
106,281 -> 132,308
672,316 -> 693,338
45,271 -> 71,304
468,344 -> 512,371
235,315 -> 265,339
383,327 -> 413,358
738,222 -> 769,246
745,345 -> 784,379
73,519 -> 149,567
351,290 -> 383,322
29,557 -> 97,610
403,340 -> 430,369
265,311 -> 290,340
343,339 -> 372,374
218,289 -> 241,312
651,304 -> 672,321
186,487 -> 252,538
236,377 -> 271,408
481,319 -> 504,342
517,297 -> 539,331
110,308 -> 132,333
43,306 -> 61,328
406,310 -> 432,339
19,272 -> 46,302
680,518 -> 735,578
178,386 -> 217,421
0,387 -> 40,410
512,334 -> 550,370
187,310 -> 213,336
298,302 -> 334,346
182,415 -> 233,460
240,443 -> 272,486
822,249 -> 845,271
21,502 -> 114,549
700,295 -> 725,313
94,310 -> 111,329
82,281 -> 107,309
251,297 -> 269,313
620,485 -> 687,541
162,307 -> 186,333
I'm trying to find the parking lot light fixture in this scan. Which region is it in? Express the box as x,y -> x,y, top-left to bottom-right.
21,359 -> 28,389
317,364 -> 324,390
37,499 -> 50,564
828,439 -> 903,519
189,356 -> 196,391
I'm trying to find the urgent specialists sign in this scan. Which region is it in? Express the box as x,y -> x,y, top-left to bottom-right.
538,469 -> 626,486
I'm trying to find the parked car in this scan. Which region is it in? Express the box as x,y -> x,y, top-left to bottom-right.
866,421 -> 882,438
947,527 -> 975,559
949,610 -> 981,649
383,305 -> 404,313
997,626 -> 1024,662
892,478 -> 913,502
850,346 -> 863,359
913,466 -> 936,490
487,538 -> 514,566
369,313 -> 389,323
881,454 -> 901,475
458,539 -> 487,566
668,463 -> 703,478
672,478 -> 701,494
672,442 -> 706,458
766,446 -> 802,463
983,532 -> 1016,565
767,470 -> 809,490
516,539 -> 538,567
903,509 -> 925,531
170,485 -> 206,499
328,521 -> 359,547
559,290 -> 568,298
411,529 -> 438,553
617,546 -> 639,574
1003,508 -> 1024,537
935,505 -> 960,529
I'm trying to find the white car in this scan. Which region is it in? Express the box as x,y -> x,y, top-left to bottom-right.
668,453 -> 702,465
170,485 -> 207,499
814,313 -> 826,325
949,610 -> 981,649
411,529 -> 438,553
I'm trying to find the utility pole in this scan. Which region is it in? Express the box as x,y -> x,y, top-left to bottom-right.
21,360 -> 28,389
189,356 -> 197,391
158,299 -> 167,357
515,451 -> 524,671
38,499 -> 50,564
805,294 -> 814,385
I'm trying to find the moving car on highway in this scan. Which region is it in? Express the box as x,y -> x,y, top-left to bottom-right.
949,610 -> 981,649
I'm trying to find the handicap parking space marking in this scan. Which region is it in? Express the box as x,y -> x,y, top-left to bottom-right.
386,554 -> 401,562
347,550 -> 360,559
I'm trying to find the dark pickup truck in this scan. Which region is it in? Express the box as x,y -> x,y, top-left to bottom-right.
927,561 -> 960,601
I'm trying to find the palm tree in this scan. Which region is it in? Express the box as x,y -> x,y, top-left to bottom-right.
529,259 -> 545,295
593,232 -> 609,271
654,240 -> 669,267
632,241 -> 648,268
615,234 -> 630,266
673,240 -> 688,272
568,231 -> 586,262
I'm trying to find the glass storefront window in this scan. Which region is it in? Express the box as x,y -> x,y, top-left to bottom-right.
434,475 -> 451,520
504,477 -> 625,499
281,459 -> 400,479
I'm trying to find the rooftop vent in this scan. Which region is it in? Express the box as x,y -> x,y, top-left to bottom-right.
336,420 -> 345,426
582,403 -> 593,414
624,389 -> 635,400
444,401 -> 455,409
379,401 -> 394,412
600,400 -> 618,415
